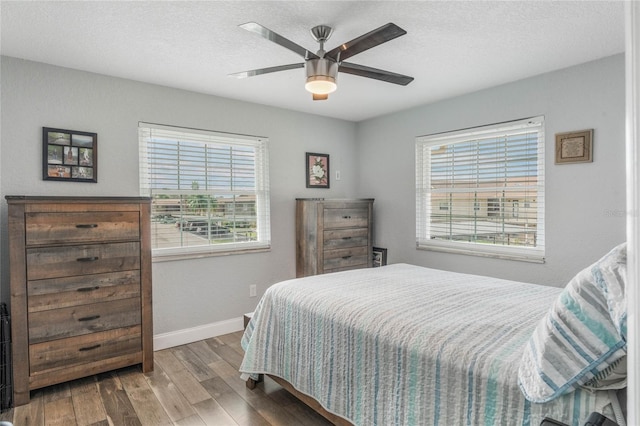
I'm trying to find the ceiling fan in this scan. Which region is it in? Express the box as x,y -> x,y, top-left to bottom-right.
230,22 -> 414,101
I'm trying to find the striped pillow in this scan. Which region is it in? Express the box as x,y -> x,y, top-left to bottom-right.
518,243 -> 627,403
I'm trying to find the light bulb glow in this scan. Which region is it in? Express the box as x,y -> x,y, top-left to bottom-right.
305,76 -> 337,95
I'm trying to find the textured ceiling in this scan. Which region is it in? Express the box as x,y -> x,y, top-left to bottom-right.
0,1 -> 626,122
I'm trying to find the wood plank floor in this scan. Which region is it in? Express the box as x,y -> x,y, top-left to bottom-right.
0,331 -> 333,426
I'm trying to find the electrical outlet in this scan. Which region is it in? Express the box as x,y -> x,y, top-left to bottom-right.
249,284 -> 257,297
335,170 -> 341,180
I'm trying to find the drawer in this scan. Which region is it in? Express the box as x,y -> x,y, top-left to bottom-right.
323,207 -> 369,229
25,211 -> 140,246
324,264 -> 369,274
323,246 -> 369,271
29,297 -> 141,344
26,242 -> 140,281
323,228 -> 369,249
28,270 -> 140,313
29,325 -> 142,375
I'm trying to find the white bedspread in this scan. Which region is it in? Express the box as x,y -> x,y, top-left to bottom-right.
240,264 -> 613,425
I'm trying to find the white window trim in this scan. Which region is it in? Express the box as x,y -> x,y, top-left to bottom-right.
139,122 -> 271,260
415,116 -> 545,263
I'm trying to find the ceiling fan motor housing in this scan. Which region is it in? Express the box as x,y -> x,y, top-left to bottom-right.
305,58 -> 338,94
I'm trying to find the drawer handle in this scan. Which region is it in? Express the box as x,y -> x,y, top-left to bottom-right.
78,344 -> 101,352
342,236 -> 352,240
77,256 -> 99,262
78,315 -> 100,322
77,286 -> 100,292
342,215 -> 352,219
76,224 -> 98,228
342,255 -> 352,259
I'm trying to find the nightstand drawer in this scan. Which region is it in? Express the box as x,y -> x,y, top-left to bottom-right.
26,242 -> 140,280
29,325 -> 142,374
323,207 -> 369,229
323,228 -> 369,249
29,297 -> 142,344
323,246 -> 369,270
26,211 -> 140,246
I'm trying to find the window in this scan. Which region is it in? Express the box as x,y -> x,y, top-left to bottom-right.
139,122 -> 271,260
487,198 -> 501,217
415,116 -> 544,262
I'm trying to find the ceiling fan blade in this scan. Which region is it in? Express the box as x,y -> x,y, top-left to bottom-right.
229,63 -> 304,78
339,62 -> 414,86
239,22 -> 319,60
325,23 -> 406,62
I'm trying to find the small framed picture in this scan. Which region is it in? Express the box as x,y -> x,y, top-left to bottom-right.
306,152 -> 329,188
555,129 -> 593,164
43,127 -> 97,182
373,247 -> 388,267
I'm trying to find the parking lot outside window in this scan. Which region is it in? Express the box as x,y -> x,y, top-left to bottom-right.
139,123 -> 271,260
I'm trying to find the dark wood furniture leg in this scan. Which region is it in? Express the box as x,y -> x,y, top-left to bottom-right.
245,374 -> 264,390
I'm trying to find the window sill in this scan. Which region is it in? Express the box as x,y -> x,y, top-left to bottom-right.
152,245 -> 271,262
417,244 -> 545,264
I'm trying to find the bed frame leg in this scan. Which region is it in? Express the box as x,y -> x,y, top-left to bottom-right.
246,374 -> 264,389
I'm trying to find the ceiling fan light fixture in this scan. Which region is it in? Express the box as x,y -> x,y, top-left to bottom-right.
305,58 -> 338,95
305,75 -> 337,95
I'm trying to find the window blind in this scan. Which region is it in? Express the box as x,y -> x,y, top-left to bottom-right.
139,122 -> 271,258
416,116 -> 545,262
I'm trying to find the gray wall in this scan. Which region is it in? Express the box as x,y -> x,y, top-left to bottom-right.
0,53 -> 626,338
358,54 -> 626,286
0,57 -> 358,334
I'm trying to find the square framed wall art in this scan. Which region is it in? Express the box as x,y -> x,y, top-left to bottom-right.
306,152 -> 330,188
555,129 -> 593,164
43,127 -> 97,182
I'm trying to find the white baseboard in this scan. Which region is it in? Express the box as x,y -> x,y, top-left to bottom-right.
153,316 -> 244,351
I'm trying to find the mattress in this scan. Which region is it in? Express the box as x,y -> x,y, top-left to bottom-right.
240,263 -> 614,425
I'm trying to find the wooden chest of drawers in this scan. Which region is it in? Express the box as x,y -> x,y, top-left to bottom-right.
296,198 -> 374,277
6,196 -> 153,406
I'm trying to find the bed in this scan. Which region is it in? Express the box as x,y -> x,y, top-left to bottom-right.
240,244 -> 627,425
